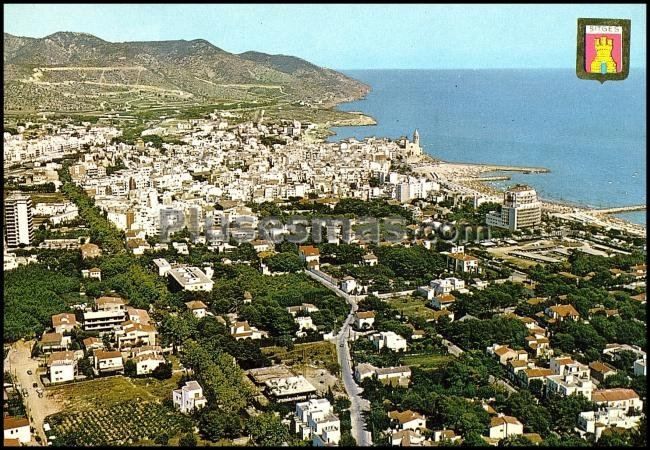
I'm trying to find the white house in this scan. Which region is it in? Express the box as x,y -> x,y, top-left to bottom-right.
578,407 -> 643,441
185,300 -> 208,319
354,363 -> 411,386
591,389 -> 643,412
81,267 -> 102,281
295,316 -> 317,334
488,414 -> 523,440
387,429 -> 428,447
294,398 -> 341,446
431,293 -> 456,310
298,245 -> 320,270
115,321 -> 157,350
173,380 -> 207,414
230,321 -> 267,340
3,416 -> 30,444
369,331 -> 407,352
168,266 -> 214,292
340,276 -> 357,294
634,356 -> 646,376
51,313 -> 79,334
94,350 -> 124,375
388,410 -> 426,431
418,277 -> 466,300
131,346 -> 166,376
153,258 -> 172,277
362,253 -> 378,266
48,350 -> 77,384
354,311 -> 375,329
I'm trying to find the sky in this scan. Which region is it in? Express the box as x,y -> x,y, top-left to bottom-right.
4,4 -> 647,70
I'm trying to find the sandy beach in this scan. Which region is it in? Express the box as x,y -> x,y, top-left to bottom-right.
413,155 -> 646,237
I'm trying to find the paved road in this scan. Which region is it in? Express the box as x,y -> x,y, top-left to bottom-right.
336,303 -> 372,447
4,340 -> 60,445
308,269 -> 372,446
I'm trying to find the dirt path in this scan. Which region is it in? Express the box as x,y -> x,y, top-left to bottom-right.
4,340 -> 63,444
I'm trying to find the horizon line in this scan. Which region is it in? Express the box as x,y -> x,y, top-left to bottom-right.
335,67 -> 647,71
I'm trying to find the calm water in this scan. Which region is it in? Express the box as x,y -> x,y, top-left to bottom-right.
330,70 -> 646,226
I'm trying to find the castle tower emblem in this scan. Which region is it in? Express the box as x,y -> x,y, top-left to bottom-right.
590,36 -> 617,74
576,19 -> 630,83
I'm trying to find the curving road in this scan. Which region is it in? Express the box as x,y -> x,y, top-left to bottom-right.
336,301 -> 373,447
306,269 -> 372,446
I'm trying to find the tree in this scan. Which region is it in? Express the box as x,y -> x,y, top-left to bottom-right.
153,432 -> 169,445
501,434 -> 539,446
340,431 -> 357,446
124,359 -> 137,377
601,372 -> 631,389
179,432 -> 197,447
77,358 -> 94,378
246,413 -> 291,446
504,390 -> 550,435
547,394 -> 597,434
199,408 -> 243,441
151,362 -> 172,380
264,252 -> 304,273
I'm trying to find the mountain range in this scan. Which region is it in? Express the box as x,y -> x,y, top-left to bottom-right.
4,31 -> 369,113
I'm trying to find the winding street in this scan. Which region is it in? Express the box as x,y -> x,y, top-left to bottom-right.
305,269 -> 373,446
336,301 -> 373,446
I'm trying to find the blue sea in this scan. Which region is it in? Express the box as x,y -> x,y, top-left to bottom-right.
329,70 -> 646,226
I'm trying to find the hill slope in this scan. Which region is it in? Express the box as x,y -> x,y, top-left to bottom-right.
4,32 -> 369,113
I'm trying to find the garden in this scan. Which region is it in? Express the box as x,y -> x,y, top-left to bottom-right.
45,399 -> 193,446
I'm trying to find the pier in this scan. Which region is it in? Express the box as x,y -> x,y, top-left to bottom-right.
442,161 -> 551,174
592,205 -> 646,215
477,175 -> 511,181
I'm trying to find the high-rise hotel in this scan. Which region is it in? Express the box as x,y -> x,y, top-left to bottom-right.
486,185 -> 542,231
4,193 -> 34,247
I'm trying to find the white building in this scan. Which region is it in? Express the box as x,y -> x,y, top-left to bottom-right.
578,407 -> 643,441
115,321 -> 157,351
634,356 -> 646,376
83,296 -> 127,332
230,321 -> 267,340
369,331 -> 408,352
354,363 -> 412,385
185,300 -> 208,318
294,398 -> 341,446
4,193 -> 34,247
131,346 -> 166,376
354,311 -> 375,329
431,293 -> 456,310
48,351 -> 77,384
168,266 -> 214,291
340,276 -> 357,294
3,416 -> 31,444
488,414 -> 523,440
51,313 -> 79,334
94,350 -> 124,375
153,258 -> 172,277
265,375 -> 317,403
592,389 -> 643,412
388,410 -> 426,431
295,316 -> 317,334
486,185 -> 541,231
173,380 -> 207,414
418,277 -> 466,300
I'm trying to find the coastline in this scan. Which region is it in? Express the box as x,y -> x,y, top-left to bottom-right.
414,154 -> 646,236
321,93 -> 645,235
